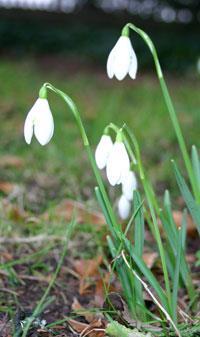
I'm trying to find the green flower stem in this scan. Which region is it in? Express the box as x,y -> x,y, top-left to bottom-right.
105,123 -> 137,165
104,123 -> 170,311
123,125 -> 173,316
124,23 -> 199,203
42,83 -> 119,232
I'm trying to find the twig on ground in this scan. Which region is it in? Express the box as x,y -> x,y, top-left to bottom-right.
0,235 -> 64,244
121,250 -> 182,337
0,287 -> 18,296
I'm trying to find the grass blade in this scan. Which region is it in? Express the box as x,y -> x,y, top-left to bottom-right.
191,145 -> 200,192
132,191 -> 146,318
172,228 -> 182,323
172,160 -> 200,235
123,236 -> 168,311
20,217 -> 76,337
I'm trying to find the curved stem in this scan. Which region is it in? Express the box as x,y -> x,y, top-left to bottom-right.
124,23 -> 199,202
43,83 -> 119,232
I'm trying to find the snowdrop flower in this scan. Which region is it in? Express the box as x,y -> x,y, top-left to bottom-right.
106,140 -> 130,186
122,170 -> 137,201
118,194 -> 131,220
107,34 -> 138,81
95,135 -> 113,169
24,98 -> 54,146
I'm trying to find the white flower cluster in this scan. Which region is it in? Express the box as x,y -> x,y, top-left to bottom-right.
95,134 -> 137,220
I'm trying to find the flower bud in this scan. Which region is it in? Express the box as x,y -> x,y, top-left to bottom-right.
122,170 -> 137,201
118,195 -> 131,220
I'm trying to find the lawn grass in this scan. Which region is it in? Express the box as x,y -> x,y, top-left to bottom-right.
0,57 -> 199,228
0,57 -> 199,336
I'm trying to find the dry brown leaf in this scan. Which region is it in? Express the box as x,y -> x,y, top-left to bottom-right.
7,204 -> 27,221
68,318 -> 106,337
43,199 -> 105,227
1,251 -> 14,262
72,297 -> 95,323
143,252 -> 158,269
158,210 -> 197,238
0,182 -> 15,194
94,272 -> 119,308
0,155 -> 24,168
172,211 -> 196,237
68,318 -> 89,333
74,256 -> 103,295
74,256 -> 103,278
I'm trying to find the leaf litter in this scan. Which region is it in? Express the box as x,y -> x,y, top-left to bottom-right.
0,175 -> 200,336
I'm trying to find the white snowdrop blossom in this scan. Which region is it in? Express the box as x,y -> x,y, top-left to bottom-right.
118,194 -> 131,220
24,98 -> 54,146
106,141 -> 130,186
122,170 -> 137,201
95,135 -> 113,170
107,36 -> 138,81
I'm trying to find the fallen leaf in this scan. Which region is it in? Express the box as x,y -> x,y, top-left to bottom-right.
68,318 -> 89,333
74,256 -> 103,295
172,211 -> 196,237
43,199 -> 105,227
158,210 -> 197,238
68,318 -> 106,337
143,252 -> 158,269
0,155 -> 24,168
0,182 -> 15,194
74,256 -> 103,278
94,273 -> 118,308
72,297 -> 95,322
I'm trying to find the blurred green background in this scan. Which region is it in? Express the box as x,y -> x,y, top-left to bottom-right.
0,0 -> 200,222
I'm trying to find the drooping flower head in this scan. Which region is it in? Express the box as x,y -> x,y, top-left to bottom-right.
122,170 -> 137,201
95,134 -> 113,170
106,131 -> 130,186
107,26 -> 138,81
118,194 -> 131,220
24,87 -> 54,146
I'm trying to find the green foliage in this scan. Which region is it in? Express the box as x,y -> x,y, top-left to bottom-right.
172,160 -> 200,235
0,15 -> 199,72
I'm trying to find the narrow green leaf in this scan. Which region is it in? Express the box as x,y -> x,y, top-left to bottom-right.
191,145 -> 200,190
172,160 -> 200,235
123,236 -> 169,311
181,209 -> 187,251
107,236 -> 137,317
132,191 -> 145,318
163,190 -> 178,239
95,186 -> 117,240
133,190 -> 144,257
172,228 -> 182,323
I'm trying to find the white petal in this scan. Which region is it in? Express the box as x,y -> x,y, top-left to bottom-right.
95,135 -> 113,169
33,98 -> 54,146
118,142 -> 130,180
107,45 -> 116,79
106,142 -> 122,186
106,141 -> 130,186
129,49 -> 138,79
113,36 -> 133,81
122,171 -> 137,201
118,195 -> 131,220
106,150 -> 121,186
24,101 -> 37,144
